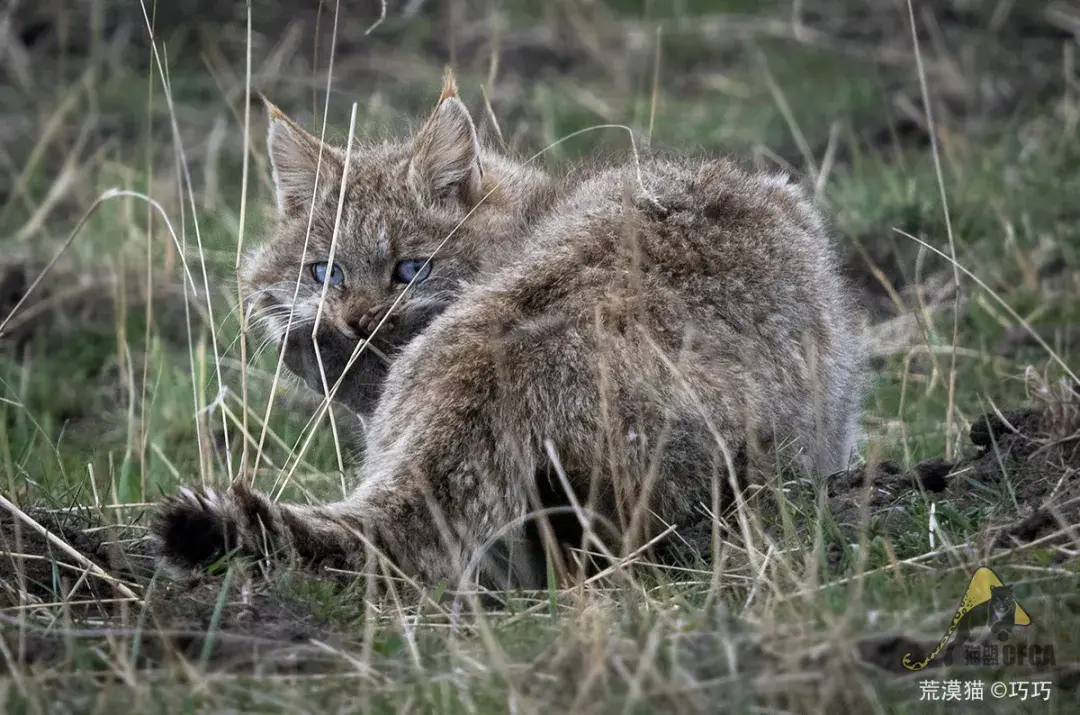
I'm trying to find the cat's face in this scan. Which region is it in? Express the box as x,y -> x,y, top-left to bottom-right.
241,77 -> 499,417
989,585 -> 1013,615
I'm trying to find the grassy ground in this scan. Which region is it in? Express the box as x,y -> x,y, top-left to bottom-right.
1,0 -> 1079,711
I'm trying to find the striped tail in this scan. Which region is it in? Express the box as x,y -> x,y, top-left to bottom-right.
152,484 -> 371,573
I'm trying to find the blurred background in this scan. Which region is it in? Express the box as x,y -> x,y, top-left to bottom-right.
1,0 -> 1078,509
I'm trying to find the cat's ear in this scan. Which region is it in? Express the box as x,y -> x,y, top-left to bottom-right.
264,98 -> 342,219
408,68 -> 483,205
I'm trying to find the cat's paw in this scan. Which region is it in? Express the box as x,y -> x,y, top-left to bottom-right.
357,304 -> 396,338
152,487 -> 235,571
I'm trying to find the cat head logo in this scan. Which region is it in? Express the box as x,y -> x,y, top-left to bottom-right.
902,567 -> 1032,671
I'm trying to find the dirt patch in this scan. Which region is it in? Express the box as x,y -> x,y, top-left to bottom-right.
0,507 -> 152,617
4,582 -> 352,676
0,506 -> 361,675
828,394 -> 1080,552
842,230 -> 924,326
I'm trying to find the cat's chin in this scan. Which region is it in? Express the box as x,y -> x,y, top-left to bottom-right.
278,326 -> 388,418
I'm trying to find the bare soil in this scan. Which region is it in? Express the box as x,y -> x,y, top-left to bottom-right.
0,509 -> 352,674
829,403 -> 1080,549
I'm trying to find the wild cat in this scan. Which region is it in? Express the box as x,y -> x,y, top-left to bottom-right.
154,71 -> 864,590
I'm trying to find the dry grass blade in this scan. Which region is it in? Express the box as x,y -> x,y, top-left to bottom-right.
905,0 -> 962,461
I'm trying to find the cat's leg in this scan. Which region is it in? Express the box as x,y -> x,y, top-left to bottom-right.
154,308 -> 585,587
342,306 -> 743,585
339,312 -> 603,588
155,483 -> 378,573
154,302 -> 724,588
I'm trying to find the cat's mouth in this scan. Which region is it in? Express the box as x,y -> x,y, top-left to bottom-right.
323,321 -> 389,358
276,332 -> 391,368
329,328 -> 392,365
277,324 -> 393,417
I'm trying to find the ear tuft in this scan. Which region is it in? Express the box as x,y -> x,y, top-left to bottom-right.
438,66 -> 459,103
265,102 -> 342,219
409,84 -> 483,205
261,94 -> 287,122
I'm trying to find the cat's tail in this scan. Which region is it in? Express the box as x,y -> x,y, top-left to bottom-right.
152,483 -> 372,573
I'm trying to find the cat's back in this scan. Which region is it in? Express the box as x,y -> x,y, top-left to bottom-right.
511,154 -> 832,268
476,153 -> 853,330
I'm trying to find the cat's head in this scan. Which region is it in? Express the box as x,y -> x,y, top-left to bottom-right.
241,70 -> 548,417
989,585 -> 1014,604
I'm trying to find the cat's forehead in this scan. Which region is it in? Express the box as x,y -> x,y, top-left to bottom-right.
291,140 -> 461,253
331,147 -> 454,224
340,143 -> 410,197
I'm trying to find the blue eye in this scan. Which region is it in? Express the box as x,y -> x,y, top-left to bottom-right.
392,258 -> 432,284
310,262 -> 345,286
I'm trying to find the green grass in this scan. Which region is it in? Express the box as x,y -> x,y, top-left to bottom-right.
1,0 -> 1079,712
